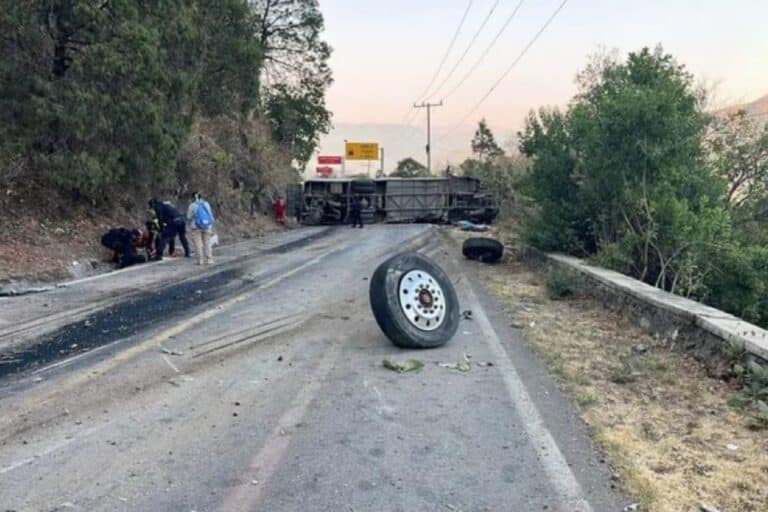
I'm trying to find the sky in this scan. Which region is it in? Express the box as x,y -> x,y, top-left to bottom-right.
312,0 -> 768,175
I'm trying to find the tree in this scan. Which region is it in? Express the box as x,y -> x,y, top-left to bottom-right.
520,47 -> 727,294
252,0 -> 333,167
196,0 -> 263,116
706,110 -> 768,214
0,1 -> 271,201
265,79 -> 331,168
471,119 -> 503,162
392,158 -> 429,178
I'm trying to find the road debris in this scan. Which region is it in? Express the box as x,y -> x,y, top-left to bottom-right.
456,220 -> 489,232
461,310 -> 473,320
623,504 -> 639,511
438,361 -> 472,372
439,354 -> 473,372
382,359 -> 424,373
160,347 -> 183,356
476,361 -> 494,367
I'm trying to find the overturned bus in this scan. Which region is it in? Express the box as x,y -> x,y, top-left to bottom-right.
297,176 -> 498,225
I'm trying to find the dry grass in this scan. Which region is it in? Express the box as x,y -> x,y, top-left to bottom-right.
450,228 -> 768,511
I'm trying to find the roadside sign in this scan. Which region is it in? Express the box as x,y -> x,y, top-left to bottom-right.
345,142 -> 379,161
318,155 -> 342,165
316,166 -> 333,176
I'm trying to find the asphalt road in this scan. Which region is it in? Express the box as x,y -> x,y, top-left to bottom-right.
0,225 -> 628,511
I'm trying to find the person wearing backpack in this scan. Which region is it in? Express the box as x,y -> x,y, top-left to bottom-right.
187,192 -> 215,265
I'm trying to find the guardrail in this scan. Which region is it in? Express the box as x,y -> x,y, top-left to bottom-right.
524,247 -> 768,363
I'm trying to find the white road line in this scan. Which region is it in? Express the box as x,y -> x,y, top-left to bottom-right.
161,355 -> 180,374
462,281 -> 595,512
0,423 -> 109,475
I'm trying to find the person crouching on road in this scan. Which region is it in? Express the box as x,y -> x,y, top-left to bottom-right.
187,192 -> 215,265
149,198 -> 191,260
100,228 -> 147,269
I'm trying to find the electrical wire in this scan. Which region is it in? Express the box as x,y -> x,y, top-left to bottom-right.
424,0 -> 503,102
438,0 -> 571,139
441,0 -> 526,101
387,0 -> 475,152
414,0 -> 475,103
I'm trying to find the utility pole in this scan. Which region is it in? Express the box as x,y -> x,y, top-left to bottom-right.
379,147 -> 385,176
413,101 -> 443,173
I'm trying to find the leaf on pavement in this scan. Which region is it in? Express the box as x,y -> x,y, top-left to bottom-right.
382,358 -> 424,373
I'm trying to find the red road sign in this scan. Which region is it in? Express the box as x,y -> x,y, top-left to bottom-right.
316,166 -> 333,176
318,155 -> 342,165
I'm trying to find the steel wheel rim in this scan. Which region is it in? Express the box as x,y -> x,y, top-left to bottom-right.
398,270 -> 446,331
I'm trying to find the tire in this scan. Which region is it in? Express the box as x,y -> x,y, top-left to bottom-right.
369,252 -> 460,349
351,180 -> 375,194
462,237 -> 503,263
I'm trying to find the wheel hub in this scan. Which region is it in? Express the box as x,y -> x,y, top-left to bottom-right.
398,270 -> 446,331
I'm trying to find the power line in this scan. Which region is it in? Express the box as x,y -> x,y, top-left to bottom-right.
439,0 -> 570,139
425,0 -> 502,101
441,0 -> 526,101
387,0 -> 474,156
414,0 -> 475,103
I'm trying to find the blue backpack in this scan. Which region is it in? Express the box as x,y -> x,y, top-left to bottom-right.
194,200 -> 213,229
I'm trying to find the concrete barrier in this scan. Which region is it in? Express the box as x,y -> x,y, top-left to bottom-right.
524,247 -> 768,363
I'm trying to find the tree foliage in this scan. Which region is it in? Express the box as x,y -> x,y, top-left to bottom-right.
252,0 -> 333,167
0,0 -> 332,206
518,46 -> 768,327
471,118 -> 503,163
392,158 -> 430,178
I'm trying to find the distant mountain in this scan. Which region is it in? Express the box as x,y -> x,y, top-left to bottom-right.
715,93 -> 768,121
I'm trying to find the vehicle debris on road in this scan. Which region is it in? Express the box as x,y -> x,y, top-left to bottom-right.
462,237 -> 503,263
456,220 -> 490,232
369,252 -> 460,349
382,359 -> 424,373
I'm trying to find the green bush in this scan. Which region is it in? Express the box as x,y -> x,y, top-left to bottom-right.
545,266 -> 581,299
517,45 -> 768,329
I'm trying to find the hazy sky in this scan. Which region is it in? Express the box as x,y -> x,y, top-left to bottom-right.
315,0 -> 768,173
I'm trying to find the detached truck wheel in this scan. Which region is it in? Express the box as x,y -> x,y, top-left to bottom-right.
462,237 -> 503,263
369,252 -> 460,349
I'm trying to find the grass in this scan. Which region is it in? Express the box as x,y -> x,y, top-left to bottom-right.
463,229 -> 768,511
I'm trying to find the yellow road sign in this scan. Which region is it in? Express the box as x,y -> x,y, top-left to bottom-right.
345,142 -> 379,161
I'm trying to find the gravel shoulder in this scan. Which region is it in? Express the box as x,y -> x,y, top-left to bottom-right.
449,227 -> 768,511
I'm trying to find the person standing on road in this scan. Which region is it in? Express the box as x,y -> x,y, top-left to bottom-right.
187,192 -> 215,265
350,195 -> 363,228
273,195 -> 286,225
149,198 -> 191,260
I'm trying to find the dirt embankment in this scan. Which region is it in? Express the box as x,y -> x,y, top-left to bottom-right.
451,225 -> 768,511
0,191 -> 283,284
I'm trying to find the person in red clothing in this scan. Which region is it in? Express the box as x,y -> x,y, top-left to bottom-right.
273,195 -> 286,225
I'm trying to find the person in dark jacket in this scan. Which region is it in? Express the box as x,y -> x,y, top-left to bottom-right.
349,196 -> 363,228
149,198 -> 191,260
101,228 -> 147,268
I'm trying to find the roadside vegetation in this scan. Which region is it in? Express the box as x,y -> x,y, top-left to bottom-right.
0,1 -> 333,280
452,227 -> 768,511
515,46 -> 768,331
0,0 -> 331,220
449,46 -> 768,509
